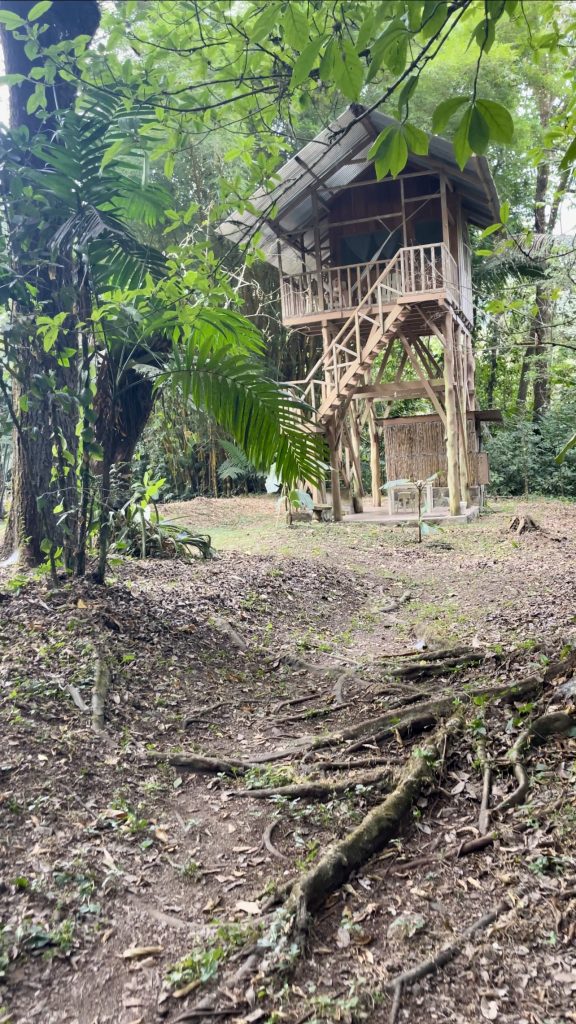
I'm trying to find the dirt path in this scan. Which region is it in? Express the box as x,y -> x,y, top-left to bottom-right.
1,497 -> 575,1024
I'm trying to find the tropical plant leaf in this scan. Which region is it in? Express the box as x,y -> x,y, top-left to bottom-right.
555,432 -> 576,464
154,337 -> 326,487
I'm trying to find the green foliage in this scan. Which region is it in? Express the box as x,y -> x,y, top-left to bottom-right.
217,440 -> 265,483
244,765 -> 296,790
485,404 -> 576,497
108,474 -> 214,560
154,338 -> 325,487
1,0 -> 576,573
167,921 -> 255,990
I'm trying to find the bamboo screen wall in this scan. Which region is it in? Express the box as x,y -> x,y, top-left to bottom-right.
381,414 -> 488,486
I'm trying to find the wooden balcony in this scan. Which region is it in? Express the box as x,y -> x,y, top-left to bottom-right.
280,243 -> 472,327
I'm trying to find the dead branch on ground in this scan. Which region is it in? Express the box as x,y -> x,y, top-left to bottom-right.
92,647 -> 111,733
386,897 -> 512,1024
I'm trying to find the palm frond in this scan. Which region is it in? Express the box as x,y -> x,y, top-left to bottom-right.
155,338 -> 326,487
146,307 -> 265,355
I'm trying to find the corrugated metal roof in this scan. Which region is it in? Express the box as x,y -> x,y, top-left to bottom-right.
219,105 -> 499,271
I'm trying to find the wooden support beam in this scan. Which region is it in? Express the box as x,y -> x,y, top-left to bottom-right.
440,175 -> 450,251
367,402 -> 382,507
353,380 -> 444,400
400,177 -> 408,247
294,155 -> 334,205
454,326 -> 471,506
312,192 -> 325,312
373,337 -> 396,386
466,332 -> 476,408
413,335 -> 443,377
345,414 -> 365,511
398,335 -> 447,424
326,421 -> 343,522
443,314 -> 461,516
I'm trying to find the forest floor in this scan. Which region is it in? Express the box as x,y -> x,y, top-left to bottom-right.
1,495 -> 576,1024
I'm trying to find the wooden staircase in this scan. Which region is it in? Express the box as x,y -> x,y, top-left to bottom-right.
317,304 -> 409,422
287,250 -> 411,427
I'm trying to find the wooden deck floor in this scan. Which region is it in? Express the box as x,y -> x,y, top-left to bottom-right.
340,502 -> 480,526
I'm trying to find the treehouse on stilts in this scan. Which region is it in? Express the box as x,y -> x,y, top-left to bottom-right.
220,107 -> 501,522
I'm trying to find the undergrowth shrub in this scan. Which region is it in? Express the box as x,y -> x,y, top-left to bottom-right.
484,402 -> 576,498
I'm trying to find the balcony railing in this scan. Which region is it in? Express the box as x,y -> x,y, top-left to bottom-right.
280,243 -> 463,322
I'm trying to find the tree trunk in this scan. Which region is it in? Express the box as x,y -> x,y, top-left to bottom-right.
94,363 -> 156,504
327,420 -> 343,523
532,285 -> 551,420
0,1 -> 100,564
516,348 -> 532,411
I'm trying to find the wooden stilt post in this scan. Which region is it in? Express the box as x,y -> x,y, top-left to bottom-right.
312,192 -> 325,313
367,401 -> 382,506
347,412 -> 364,513
455,328 -> 470,508
322,323 -> 331,395
466,332 -> 476,409
327,420 -> 343,523
443,314 -> 461,516
311,479 -> 326,505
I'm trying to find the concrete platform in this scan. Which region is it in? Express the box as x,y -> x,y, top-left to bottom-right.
341,504 -> 480,526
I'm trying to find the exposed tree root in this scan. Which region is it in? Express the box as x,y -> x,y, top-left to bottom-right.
414,645 -> 478,663
386,897 -> 512,1024
149,655 -> 574,789
304,675 -> 547,758
333,667 -> 358,705
262,819 -> 288,861
184,715 -> 461,1019
275,701 -> 353,725
390,833 -> 495,874
389,650 -> 485,681
314,754 -> 395,771
495,710 -> 576,814
273,692 -> 318,713
235,766 -> 391,801
341,708 -> 440,755
184,701 -> 226,726
170,649 -> 576,1024
142,752 -> 251,775
282,715 -> 461,946
456,834 -> 495,857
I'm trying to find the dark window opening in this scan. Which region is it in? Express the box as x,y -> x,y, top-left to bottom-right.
339,226 -> 402,266
413,220 -> 443,245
